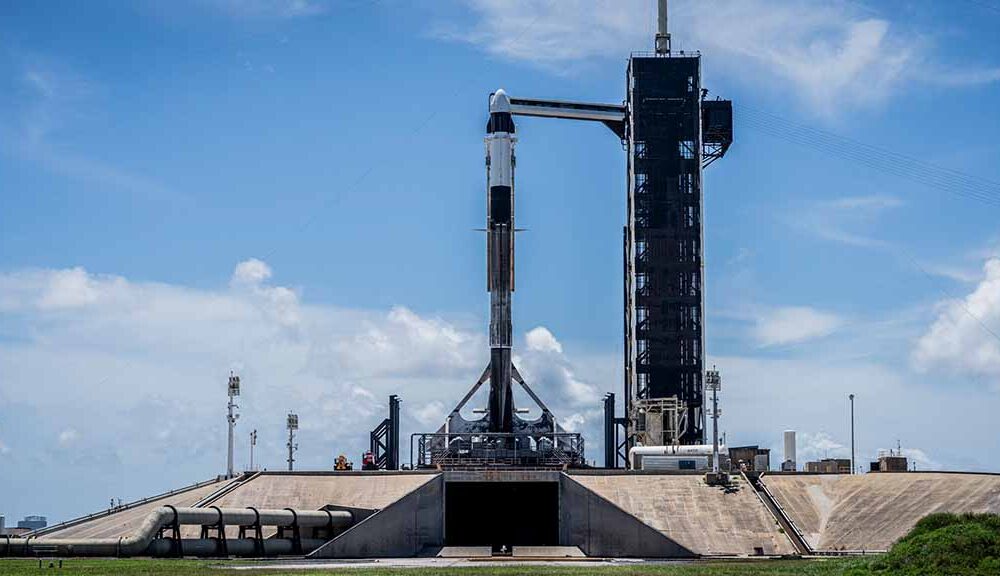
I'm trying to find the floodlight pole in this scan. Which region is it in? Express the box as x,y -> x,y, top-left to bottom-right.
249,429 -> 257,472
707,367 -> 721,474
849,393 -> 856,474
226,373 -> 240,479
286,413 -> 299,471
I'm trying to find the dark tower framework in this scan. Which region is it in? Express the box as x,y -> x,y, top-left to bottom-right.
626,54 -> 705,445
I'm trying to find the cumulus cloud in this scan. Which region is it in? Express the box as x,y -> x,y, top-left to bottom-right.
913,258 -> 1000,382
0,262 -> 614,518
714,354 -> 996,475
797,431 -> 849,462
517,327 -> 600,407
38,267 -> 103,310
754,306 -> 843,347
231,258 -> 273,285
436,0 -> 999,114
413,401 -> 447,427
525,326 -> 563,354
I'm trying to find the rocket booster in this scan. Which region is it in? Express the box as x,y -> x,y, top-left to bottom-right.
485,89 -> 516,433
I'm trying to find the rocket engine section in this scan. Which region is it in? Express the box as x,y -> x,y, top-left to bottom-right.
486,89 -> 516,433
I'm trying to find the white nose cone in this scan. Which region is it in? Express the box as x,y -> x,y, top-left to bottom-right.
490,89 -> 511,113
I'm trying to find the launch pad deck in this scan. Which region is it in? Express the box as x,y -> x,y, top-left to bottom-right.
29,470 -> 1000,558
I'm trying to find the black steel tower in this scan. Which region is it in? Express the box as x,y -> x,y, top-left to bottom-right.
623,2 -> 732,447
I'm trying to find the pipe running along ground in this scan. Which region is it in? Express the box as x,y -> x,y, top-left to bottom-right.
0,506 -> 352,557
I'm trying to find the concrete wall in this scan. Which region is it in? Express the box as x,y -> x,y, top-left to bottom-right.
567,473 -> 795,556
560,474 -> 694,557
763,472 -> 1000,551
308,474 -> 444,558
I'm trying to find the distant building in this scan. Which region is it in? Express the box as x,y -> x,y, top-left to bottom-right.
16,516 -> 47,531
728,445 -> 770,472
879,455 -> 908,472
805,458 -> 851,474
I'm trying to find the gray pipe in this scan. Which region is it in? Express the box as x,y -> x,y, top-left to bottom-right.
1,506 -> 351,557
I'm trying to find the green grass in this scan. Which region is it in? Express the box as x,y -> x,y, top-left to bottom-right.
869,513 -> 1000,576
6,513 -> 999,575
0,558 -> 869,576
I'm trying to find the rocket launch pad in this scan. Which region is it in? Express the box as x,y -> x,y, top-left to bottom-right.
412,90 -> 585,469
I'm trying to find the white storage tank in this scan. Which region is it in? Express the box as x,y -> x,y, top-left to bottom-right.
783,430 -> 797,471
629,444 -> 724,470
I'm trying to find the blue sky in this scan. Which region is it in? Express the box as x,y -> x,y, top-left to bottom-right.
2,0 -> 1000,523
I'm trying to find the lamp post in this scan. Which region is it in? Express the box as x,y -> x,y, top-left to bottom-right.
226,373 -> 240,478
249,429 -> 257,472
286,413 -> 299,471
849,393 -> 855,474
706,368 -> 722,475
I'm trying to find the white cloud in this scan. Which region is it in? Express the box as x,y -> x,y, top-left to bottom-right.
754,306 -> 843,347
899,447 -> 938,471
231,258 -> 273,285
0,439 -> 10,456
789,192 -> 901,251
517,327 -> 600,407
0,262 -> 617,518
797,431 -> 848,462
559,412 -> 586,433
437,0 -> 999,114
713,354 -> 997,474
1,56 -> 184,204
525,326 -> 563,354
413,401 -> 447,427
913,258 -> 1000,382
37,267 -> 103,310
826,195 -> 903,212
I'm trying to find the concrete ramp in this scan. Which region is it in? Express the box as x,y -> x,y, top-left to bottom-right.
561,474 -> 694,557
207,471 -> 435,510
308,474 -> 443,558
35,478 -> 237,540
566,473 -> 795,556
762,472 -> 1000,552
179,471 -> 438,539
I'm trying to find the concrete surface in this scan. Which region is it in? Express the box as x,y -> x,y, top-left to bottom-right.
40,472 -> 438,541
308,475 -> 443,558
437,547 -> 492,558
513,546 -> 586,557
567,473 -> 795,556
209,472 -> 435,511
762,472 -> 1000,551
38,478 -> 235,539
561,474 -> 692,557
